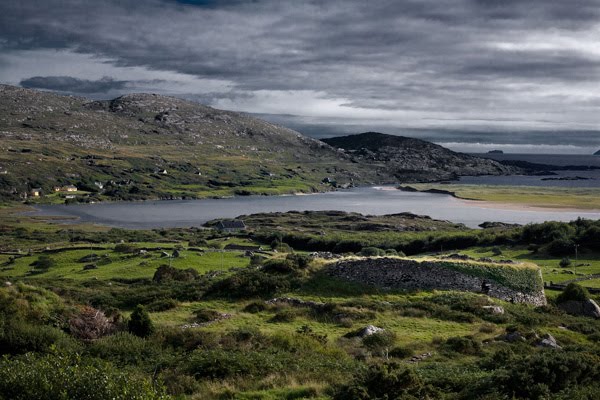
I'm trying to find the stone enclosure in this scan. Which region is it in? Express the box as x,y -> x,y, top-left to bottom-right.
326,257 -> 546,306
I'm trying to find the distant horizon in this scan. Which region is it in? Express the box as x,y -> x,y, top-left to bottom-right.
3,83 -> 600,156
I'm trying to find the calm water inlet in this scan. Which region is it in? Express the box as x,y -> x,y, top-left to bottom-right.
32,187 -> 600,229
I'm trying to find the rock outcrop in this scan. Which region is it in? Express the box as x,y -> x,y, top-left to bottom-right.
558,299 -> 600,318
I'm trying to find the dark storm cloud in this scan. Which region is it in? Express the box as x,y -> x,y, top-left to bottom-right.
20,76 -> 128,93
1,0 -> 600,149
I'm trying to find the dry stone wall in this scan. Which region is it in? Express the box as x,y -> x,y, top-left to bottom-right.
326,258 -> 546,306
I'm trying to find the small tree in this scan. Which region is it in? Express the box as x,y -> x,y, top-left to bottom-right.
559,257 -> 572,268
31,255 -> 55,271
556,283 -> 589,304
363,331 -> 396,360
128,305 -> 154,337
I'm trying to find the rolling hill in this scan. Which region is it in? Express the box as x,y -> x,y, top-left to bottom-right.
0,86 -> 518,203
0,85 -> 388,202
322,132 -> 517,182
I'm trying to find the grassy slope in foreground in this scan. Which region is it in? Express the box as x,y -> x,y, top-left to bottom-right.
402,183 -> 600,210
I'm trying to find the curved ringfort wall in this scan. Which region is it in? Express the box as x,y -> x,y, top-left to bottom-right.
326,257 -> 546,306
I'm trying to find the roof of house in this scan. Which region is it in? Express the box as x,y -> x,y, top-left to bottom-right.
216,220 -> 246,229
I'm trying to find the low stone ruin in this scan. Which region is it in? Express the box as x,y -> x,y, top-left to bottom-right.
326,257 -> 546,306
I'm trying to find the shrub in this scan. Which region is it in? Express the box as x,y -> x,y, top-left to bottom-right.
521,222 -> 576,245
296,325 -> 327,345
269,308 -> 298,323
360,247 -> 386,257
30,255 -> 55,270
0,353 -> 167,400
546,239 -> 575,257
495,351 -> 600,399
243,301 -> 268,313
153,265 -> 199,283
362,331 -> 397,358
334,362 -> 433,400
0,320 -> 76,355
262,258 -> 295,274
559,257 -> 572,268
263,253 -> 310,274
491,246 -> 502,256
249,254 -> 264,267
286,253 -> 310,269
188,237 -> 208,247
556,283 -> 590,303
114,243 -> 138,253
443,336 -> 481,355
69,306 -> 114,341
388,346 -> 414,359
193,308 -> 222,323
208,270 -> 293,299
87,332 -> 160,366
146,298 -> 179,312
185,349 -> 278,379
155,327 -> 219,352
128,305 -> 154,338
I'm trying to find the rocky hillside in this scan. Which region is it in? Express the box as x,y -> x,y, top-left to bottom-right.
0,85 -> 388,202
322,132 -> 518,182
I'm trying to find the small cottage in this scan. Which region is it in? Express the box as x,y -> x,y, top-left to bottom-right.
215,220 -> 247,232
30,188 -> 42,197
54,185 -> 78,192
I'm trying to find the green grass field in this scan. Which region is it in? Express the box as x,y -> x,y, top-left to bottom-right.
0,247 -> 251,281
406,184 -> 600,210
459,246 -> 600,288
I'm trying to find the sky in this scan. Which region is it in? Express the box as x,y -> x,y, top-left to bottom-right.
1,0 -> 600,154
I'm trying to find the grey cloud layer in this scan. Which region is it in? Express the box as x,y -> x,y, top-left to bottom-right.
20,76 -> 128,93
1,0 -> 600,146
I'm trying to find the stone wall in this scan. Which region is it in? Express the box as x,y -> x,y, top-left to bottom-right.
326,258 -> 546,306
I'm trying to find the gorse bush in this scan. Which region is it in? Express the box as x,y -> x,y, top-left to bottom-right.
30,255 -> 55,270
559,257 -> 572,268
334,362 -> 435,400
360,247 -> 387,257
443,336 -> 482,355
208,269 -> 295,299
87,332 -> 160,366
546,239 -> 575,257
114,243 -> 138,253
0,353 -> 168,400
262,253 -> 311,274
556,283 -> 590,303
0,320 -> 79,355
495,351 -> 600,399
128,305 -> 154,338
193,308 -> 222,323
